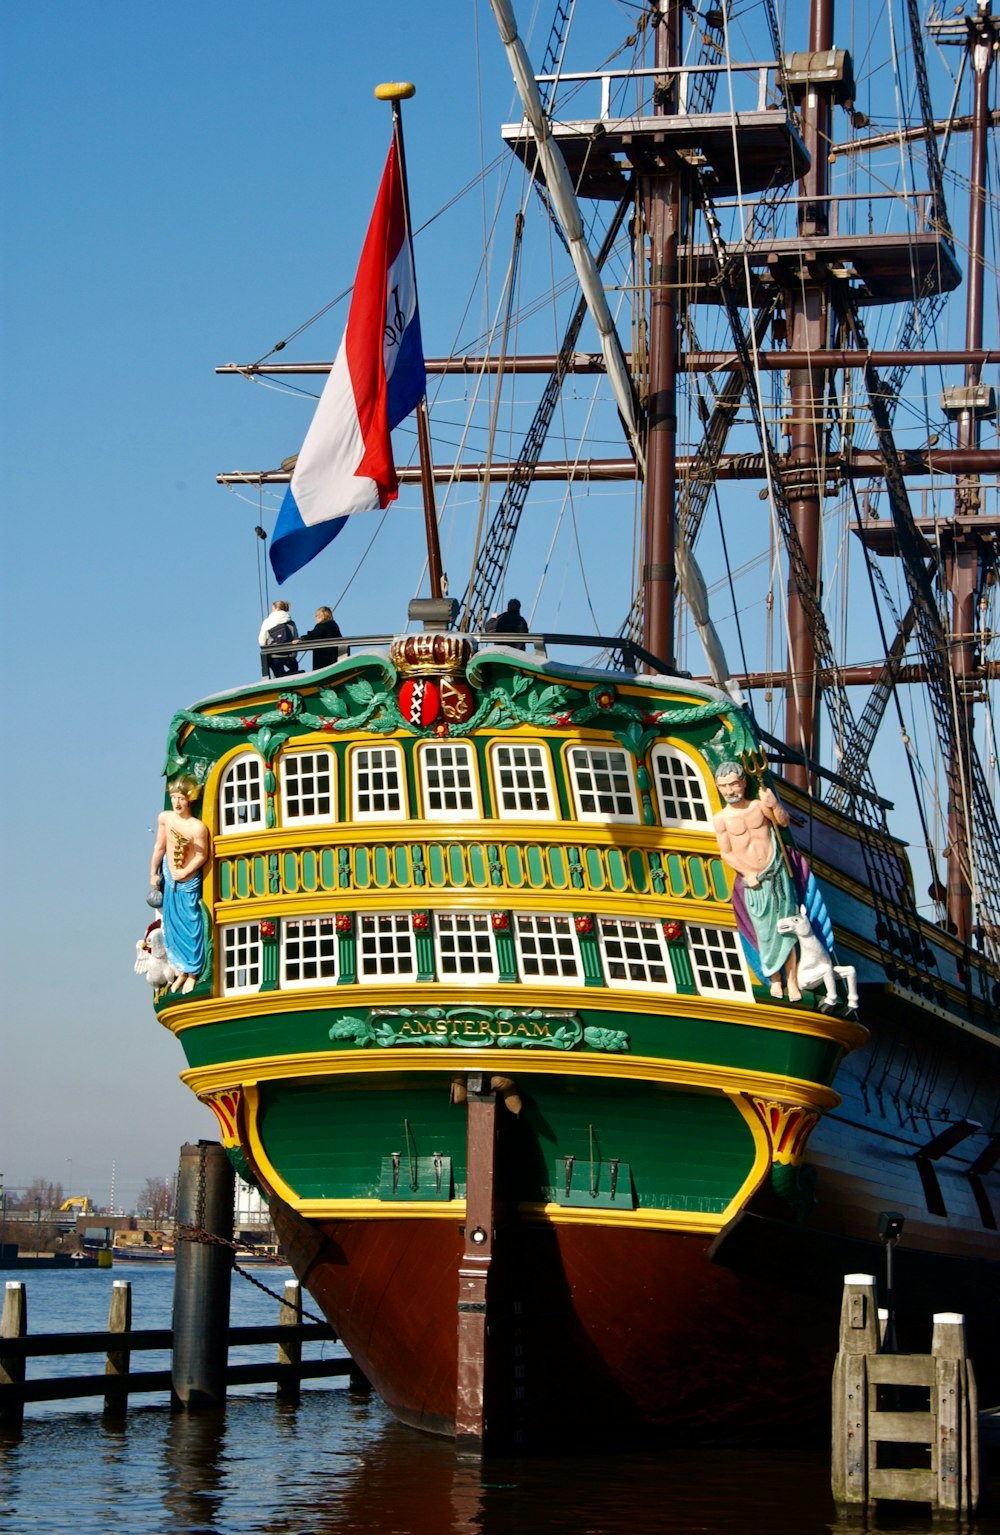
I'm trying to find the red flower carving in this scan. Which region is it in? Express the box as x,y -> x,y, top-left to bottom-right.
259,920 -> 276,939
596,691 -> 614,710
662,920 -> 682,942
574,914 -> 593,935
335,914 -> 353,934
412,911 -> 430,932
434,721 -> 450,737
278,698 -> 294,716
491,912 -> 510,931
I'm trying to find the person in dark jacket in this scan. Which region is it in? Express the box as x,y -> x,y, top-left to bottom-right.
491,598 -> 529,648
301,605 -> 343,670
258,601 -> 300,677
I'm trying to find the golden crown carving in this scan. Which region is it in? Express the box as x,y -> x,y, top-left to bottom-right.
391,633 -> 472,677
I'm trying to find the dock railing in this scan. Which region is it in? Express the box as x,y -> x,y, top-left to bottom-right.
0,1277 -> 351,1426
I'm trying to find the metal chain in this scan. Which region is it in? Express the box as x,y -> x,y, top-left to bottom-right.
174,1220 -> 331,1327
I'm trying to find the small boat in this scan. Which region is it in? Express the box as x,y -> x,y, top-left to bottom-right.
146,0 -> 999,1447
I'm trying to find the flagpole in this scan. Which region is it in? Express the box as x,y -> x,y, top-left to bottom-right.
375,82 -> 444,602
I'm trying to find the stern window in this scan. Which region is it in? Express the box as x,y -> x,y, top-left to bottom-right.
280,751 -> 336,825
513,913 -> 582,982
358,913 -> 417,980
221,922 -> 263,994
567,747 -> 638,822
597,917 -> 675,989
490,741 -> 555,818
351,744 -> 406,820
651,746 -> 711,827
435,912 -> 498,980
686,925 -> 752,999
218,754 -> 265,832
281,916 -> 339,986
418,742 -> 480,819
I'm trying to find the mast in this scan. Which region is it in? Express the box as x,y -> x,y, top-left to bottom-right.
642,0 -> 681,665
943,0 -> 999,942
783,0 -> 836,787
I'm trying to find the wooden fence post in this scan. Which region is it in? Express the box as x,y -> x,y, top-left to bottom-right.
831,1273 -> 879,1508
0,1282 -> 26,1428
104,1280 -> 132,1417
276,1280 -> 303,1401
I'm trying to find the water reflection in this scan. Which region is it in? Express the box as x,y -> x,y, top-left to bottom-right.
1,1388 -> 997,1534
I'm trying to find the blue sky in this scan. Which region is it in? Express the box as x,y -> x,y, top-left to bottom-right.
2,1 -> 993,1210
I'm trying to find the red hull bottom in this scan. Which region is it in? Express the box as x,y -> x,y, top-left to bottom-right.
270,1199 -> 840,1444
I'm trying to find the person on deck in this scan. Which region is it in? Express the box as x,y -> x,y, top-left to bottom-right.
300,605 -> 343,670
490,598 -> 530,648
149,776 -> 211,995
711,761 -> 800,1001
258,601 -> 300,677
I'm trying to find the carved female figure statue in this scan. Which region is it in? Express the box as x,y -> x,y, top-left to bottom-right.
149,775 -> 211,994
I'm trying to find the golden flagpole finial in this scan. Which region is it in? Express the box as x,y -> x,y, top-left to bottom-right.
375,82 -> 416,101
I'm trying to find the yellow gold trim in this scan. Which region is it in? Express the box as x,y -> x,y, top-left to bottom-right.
181,1047 -> 842,1107
161,982 -> 867,1052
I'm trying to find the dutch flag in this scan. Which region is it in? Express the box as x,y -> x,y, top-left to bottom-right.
269,139 -> 426,584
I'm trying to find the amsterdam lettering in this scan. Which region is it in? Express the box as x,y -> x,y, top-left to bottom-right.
328,1007 -> 630,1054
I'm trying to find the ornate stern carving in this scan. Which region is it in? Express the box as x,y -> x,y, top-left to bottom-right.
391,633 -> 473,677
751,1097 -> 820,1166
203,1088 -> 242,1149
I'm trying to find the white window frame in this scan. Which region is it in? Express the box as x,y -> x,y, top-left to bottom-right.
512,913 -> 583,984
685,924 -> 753,1000
280,915 -> 339,988
650,744 -> 712,829
434,912 -> 499,982
217,752 -> 266,834
596,916 -> 676,991
350,743 -> 407,821
566,745 -> 639,824
357,912 -> 417,982
417,741 -> 481,821
489,740 -> 555,820
279,749 -> 336,827
221,922 -> 263,995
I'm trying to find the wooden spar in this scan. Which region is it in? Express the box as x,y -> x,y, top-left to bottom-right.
377,82 -> 444,601
454,1076 -> 499,1448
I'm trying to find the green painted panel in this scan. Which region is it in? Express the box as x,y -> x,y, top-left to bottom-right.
252,857 -> 267,898
394,845 -> 410,886
302,850 -> 318,893
628,850 -> 648,894
504,846 -> 524,887
584,848 -> 605,890
547,846 -> 567,889
282,853 -> 298,893
320,849 -> 336,889
373,845 -> 390,887
525,845 -> 545,887
236,861 -> 249,900
710,859 -> 729,901
667,853 -> 686,896
606,849 -> 628,892
219,864 -> 232,901
354,846 -> 370,889
258,1077 -> 466,1200
468,844 -> 486,886
689,858 -> 709,900
448,845 -> 466,885
428,845 -> 446,885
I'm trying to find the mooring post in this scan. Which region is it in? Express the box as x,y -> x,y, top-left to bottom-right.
0,1281 -> 26,1428
276,1280 -> 303,1402
932,1311 -> 979,1516
831,1273 -> 879,1508
104,1279 -> 132,1417
171,1140 -> 235,1409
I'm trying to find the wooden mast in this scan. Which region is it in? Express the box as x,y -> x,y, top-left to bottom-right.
642,0 -> 681,666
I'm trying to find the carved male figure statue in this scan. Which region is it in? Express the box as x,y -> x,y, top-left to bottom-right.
150,775 -> 211,994
712,761 -> 800,1001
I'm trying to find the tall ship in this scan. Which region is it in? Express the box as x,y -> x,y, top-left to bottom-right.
143,0 -> 999,1446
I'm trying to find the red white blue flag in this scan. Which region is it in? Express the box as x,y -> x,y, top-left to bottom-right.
270,140 -> 426,584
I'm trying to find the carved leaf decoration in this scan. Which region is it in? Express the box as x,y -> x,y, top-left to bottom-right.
329,1017 -> 364,1042
345,679 -> 376,705
614,721 -> 658,758
583,1026 -> 631,1053
317,689 -> 347,718
250,726 -> 275,760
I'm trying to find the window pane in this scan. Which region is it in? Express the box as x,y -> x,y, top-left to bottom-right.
568,747 -> 637,820
652,747 -> 710,827
435,913 -> 497,979
222,922 -> 262,993
686,925 -> 751,998
492,742 -> 553,816
598,917 -> 674,987
513,914 -> 581,981
219,755 -> 264,831
282,916 -> 338,985
420,744 -> 478,816
358,913 -> 416,978
353,746 -> 405,819
282,752 -> 335,824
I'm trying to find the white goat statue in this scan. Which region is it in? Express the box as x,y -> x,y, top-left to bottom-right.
776,906 -> 859,1014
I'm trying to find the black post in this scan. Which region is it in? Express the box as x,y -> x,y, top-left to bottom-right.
878,1210 -> 905,1353
171,1141 -> 235,1409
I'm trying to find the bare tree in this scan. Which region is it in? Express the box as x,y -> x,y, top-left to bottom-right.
138,1176 -> 173,1223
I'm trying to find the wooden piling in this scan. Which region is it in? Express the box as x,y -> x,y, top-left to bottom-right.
103,1280 -> 132,1417
276,1280 -> 302,1401
171,1141 -> 235,1409
0,1281 -> 26,1427
831,1273 -> 879,1506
